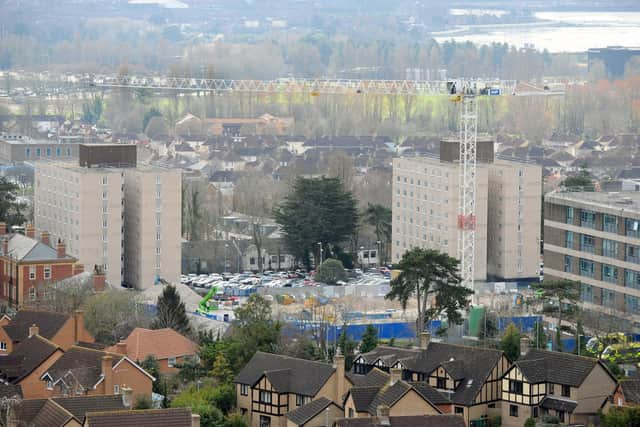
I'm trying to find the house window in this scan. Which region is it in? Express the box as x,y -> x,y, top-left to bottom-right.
250,257 -> 256,265
510,405 -> 519,417
558,411 -> 565,422
36,148 -> 41,157
348,408 -> 354,418
102,176 -> 108,185
296,394 -> 305,407
625,270 -> 640,290
549,384 -> 555,394
240,384 -> 248,396
565,231 -> 574,249
602,264 -> 618,284
626,295 -> 640,314
579,259 -> 595,278
509,380 -> 523,394
25,148 -> 31,158
44,265 -> 51,279
0,341 -> 6,351
626,245 -> 640,264
47,380 -> 53,390
561,385 -> 571,397
580,234 -> 595,253
114,384 -> 120,394
259,391 -> 271,404
567,207 -> 574,224
259,416 -> 271,427
603,214 -> 618,233
168,357 -> 176,367
46,147 -> 51,157
436,378 -> 446,389
581,210 -> 596,228
29,266 -> 36,280
28,287 -> 36,301
603,239 -> 618,258
564,255 -> 573,273
454,407 -> 464,415
626,218 -> 640,237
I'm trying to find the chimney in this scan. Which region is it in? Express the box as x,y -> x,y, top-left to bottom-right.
56,239 -> 66,258
0,222 -> 7,235
389,368 -> 402,386
73,310 -> 84,343
121,385 -> 132,408
72,263 -> 84,275
333,350 -> 346,402
28,324 -> 39,337
25,224 -> 35,239
93,265 -> 106,292
115,341 -> 127,355
376,405 -> 390,426
520,336 -> 531,357
419,331 -> 431,350
2,238 -> 7,256
191,413 -> 201,427
40,231 -> 50,247
102,355 -> 113,394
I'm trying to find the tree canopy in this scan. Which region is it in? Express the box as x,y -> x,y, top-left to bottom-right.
274,177 -> 358,270
386,248 -> 472,335
151,284 -> 192,336
364,203 -> 391,264
315,259 -> 346,285
533,279 -> 580,350
0,177 -> 26,227
360,324 -> 378,354
500,323 -> 522,361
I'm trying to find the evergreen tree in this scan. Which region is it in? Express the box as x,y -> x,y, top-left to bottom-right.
211,353 -> 234,384
315,259 -> 346,285
0,177 -> 26,226
360,324 -> 378,353
140,355 -> 161,394
151,285 -> 191,335
500,323 -> 521,361
338,327 -> 357,370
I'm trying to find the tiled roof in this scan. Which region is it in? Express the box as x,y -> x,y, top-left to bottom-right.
105,328 -> 198,361
367,381 -> 412,415
0,335 -> 60,382
0,384 -> 22,399
234,352 -> 335,396
3,310 -> 70,342
409,382 -> 452,405
515,349 -> 600,387
29,399 -> 75,427
14,399 -> 47,425
621,379 -> 640,403
52,395 -> 126,420
349,387 -> 382,412
346,379 -> 446,416
43,346 -> 121,389
84,408 -> 193,427
359,343 -> 503,406
286,397 -> 339,426
335,415 -> 465,427
540,396 -> 578,413
347,368 -> 389,388
2,233 -> 75,262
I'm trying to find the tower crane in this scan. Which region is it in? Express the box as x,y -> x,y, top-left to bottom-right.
86,74 -> 564,295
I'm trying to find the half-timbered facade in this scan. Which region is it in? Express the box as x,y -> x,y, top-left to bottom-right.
349,333 -> 508,426
501,348 -> 617,427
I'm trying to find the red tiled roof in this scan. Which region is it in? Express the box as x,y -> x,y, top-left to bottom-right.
107,328 -> 198,361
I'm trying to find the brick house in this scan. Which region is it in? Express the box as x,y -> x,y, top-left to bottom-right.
234,352 -> 350,427
83,407 -> 200,427
612,378 -> 640,407
0,223 -> 80,308
106,327 -> 199,375
0,326 -> 64,398
40,346 -> 155,405
13,394 -> 127,426
350,333 -> 509,426
501,346 -> 617,427
0,309 -> 94,354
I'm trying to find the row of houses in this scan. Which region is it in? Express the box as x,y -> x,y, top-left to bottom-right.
234,332 -> 630,427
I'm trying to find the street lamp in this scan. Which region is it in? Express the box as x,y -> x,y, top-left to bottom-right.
224,243 -> 229,273
317,242 -> 323,267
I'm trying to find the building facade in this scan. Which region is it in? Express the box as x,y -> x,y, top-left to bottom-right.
544,191 -> 640,325
0,135 -> 80,164
34,146 -> 181,290
123,166 -> 181,289
391,141 -> 541,283
34,162 -> 124,287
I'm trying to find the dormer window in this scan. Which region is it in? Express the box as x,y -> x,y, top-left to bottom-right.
509,380 -> 523,394
437,378 -> 446,389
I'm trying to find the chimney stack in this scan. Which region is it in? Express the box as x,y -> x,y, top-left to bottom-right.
191,414 -> 201,427
115,341 -> 127,355
121,385 -> 132,408
40,231 -> 50,247
56,239 -> 66,258
93,265 -> 106,292
102,355 -> 113,394
389,368 -> 402,386
376,405 -> 390,426
73,310 -> 84,343
333,349 -> 346,402
28,324 -> 39,337
420,331 -> 431,350
0,222 -> 7,235
520,336 -> 531,357
25,224 -> 35,239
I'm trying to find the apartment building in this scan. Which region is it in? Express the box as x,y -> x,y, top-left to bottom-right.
34,145 -> 181,290
123,166 -> 181,289
543,191 -> 640,325
0,134 -> 81,164
392,140 -> 541,282
34,161 -> 124,287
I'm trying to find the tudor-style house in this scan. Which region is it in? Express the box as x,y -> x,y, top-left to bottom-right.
350,332 -> 509,426
501,342 -> 617,427
233,351 -> 350,427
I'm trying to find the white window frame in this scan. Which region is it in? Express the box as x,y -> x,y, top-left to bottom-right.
29,266 -> 36,280
168,357 -> 177,367
0,341 -> 7,351
241,384 -> 248,396
44,265 -> 51,279
28,287 -> 36,301
114,384 -> 120,394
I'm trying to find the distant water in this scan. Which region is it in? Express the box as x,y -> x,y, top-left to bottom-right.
435,11 -> 640,52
